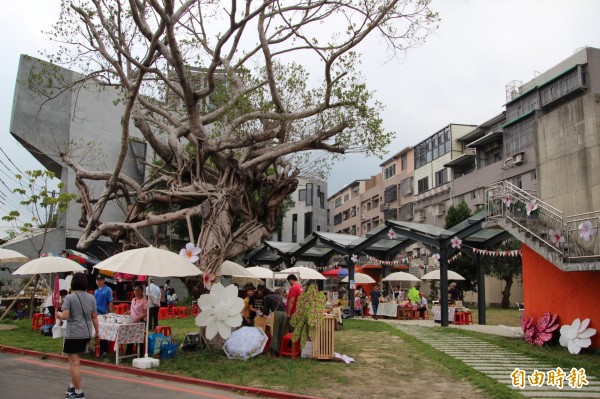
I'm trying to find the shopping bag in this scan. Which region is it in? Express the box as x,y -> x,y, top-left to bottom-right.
301,340 -> 313,358
52,320 -> 63,339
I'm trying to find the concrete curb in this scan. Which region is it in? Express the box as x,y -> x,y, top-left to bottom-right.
0,345 -> 322,399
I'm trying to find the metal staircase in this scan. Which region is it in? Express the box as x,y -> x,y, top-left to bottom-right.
484,181 -> 600,271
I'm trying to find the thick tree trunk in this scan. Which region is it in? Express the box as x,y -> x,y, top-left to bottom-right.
501,277 -> 513,309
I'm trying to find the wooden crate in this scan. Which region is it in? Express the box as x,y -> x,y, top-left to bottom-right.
312,315 -> 335,360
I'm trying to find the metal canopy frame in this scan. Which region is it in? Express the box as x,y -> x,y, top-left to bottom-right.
244,211 -> 516,326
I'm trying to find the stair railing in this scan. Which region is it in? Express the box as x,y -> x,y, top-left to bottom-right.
564,211 -> 600,262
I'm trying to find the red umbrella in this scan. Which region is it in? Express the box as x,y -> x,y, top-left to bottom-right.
52,275 -> 61,309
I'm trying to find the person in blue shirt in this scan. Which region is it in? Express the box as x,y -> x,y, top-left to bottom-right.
370,285 -> 382,320
94,274 -> 114,357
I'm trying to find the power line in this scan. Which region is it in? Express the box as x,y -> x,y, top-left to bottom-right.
0,146 -> 24,176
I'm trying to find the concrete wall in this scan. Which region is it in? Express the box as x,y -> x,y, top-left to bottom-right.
463,275 -> 523,306
280,176 -> 329,242
535,92 -> 600,213
10,55 -> 148,244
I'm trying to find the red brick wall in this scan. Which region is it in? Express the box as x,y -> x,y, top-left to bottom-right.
522,244 -> 600,348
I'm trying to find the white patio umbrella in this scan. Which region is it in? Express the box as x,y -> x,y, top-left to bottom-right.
245,266 -> 274,280
382,271 -> 421,282
223,326 -> 268,360
0,248 -> 29,264
232,276 -> 265,287
276,266 -> 326,280
219,260 -> 253,277
420,269 -> 466,280
93,246 -> 201,369
12,257 -> 87,275
341,272 -> 376,284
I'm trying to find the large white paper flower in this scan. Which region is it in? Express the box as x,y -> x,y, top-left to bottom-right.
526,199 -> 538,216
195,283 -> 244,340
180,242 -> 202,263
549,229 -> 565,247
559,318 -> 597,355
451,236 -> 462,249
578,220 -> 597,242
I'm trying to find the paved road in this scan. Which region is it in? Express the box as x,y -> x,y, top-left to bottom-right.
0,352 -> 250,399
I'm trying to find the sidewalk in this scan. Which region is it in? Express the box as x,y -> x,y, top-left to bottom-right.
383,318 -> 525,338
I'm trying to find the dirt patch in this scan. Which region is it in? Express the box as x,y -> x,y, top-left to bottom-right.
303,327 -> 488,399
0,324 -> 17,331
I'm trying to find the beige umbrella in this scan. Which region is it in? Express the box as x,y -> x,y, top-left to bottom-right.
12,257 -> 87,275
232,276 -> 265,287
93,246 -> 202,369
341,272 -> 376,284
219,260 -> 253,277
0,248 -> 29,264
382,271 -> 421,282
420,269 -> 465,280
245,266 -> 274,280
276,266 -> 326,280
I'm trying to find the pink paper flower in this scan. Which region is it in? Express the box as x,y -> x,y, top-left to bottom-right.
502,194 -> 512,207
203,273 -> 213,290
451,236 -> 462,249
180,242 -> 201,263
351,254 -> 358,263
549,229 -> 565,247
388,229 -> 396,240
578,220 -> 597,242
526,199 -> 538,216
432,253 -> 440,263
521,311 -> 559,346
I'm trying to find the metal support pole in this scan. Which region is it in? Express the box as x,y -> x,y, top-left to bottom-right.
476,253 -> 487,325
348,257 -> 355,317
439,243 -> 449,327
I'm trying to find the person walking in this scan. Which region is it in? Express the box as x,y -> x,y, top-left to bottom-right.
56,273 -> 99,399
370,285 -> 382,320
126,283 -> 147,355
93,274 -> 113,357
286,274 -> 303,320
146,278 -> 161,330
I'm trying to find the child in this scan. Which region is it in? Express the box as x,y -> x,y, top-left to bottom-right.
354,295 -> 363,317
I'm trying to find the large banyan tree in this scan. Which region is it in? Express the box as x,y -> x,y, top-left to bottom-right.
48,0 -> 437,294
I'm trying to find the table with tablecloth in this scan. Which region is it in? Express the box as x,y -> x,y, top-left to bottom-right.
98,322 -> 145,364
433,306 -> 465,323
376,302 -> 399,318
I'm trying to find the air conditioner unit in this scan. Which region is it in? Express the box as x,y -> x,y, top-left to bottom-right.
350,211 -> 356,217
513,152 -> 525,165
414,209 -> 425,222
380,203 -> 390,211
433,203 -> 445,216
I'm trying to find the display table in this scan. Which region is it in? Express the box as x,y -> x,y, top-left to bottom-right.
376,302 -> 399,318
98,322 -> 145,365
433,306 -> 467,323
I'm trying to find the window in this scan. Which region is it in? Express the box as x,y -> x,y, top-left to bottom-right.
334,197 -> 342,208
504,118 -> 534,157
304,212 -> 312,238
494,152 -> 502,162
344,194 -> 350,202
306,183 -> 313,206
414,127 -> 451,169
531,169 -> 537,181
512,175 -> 522,189
292,214 -> 298,242
471,191 -> 477,200
417,177 -> 429,193
401,154 -> 408,170
298,189 -> 306,202
434,169 -> 448,187
399,177 -> 413,196
317,186 -> 325,209
506,92 -> 539,121
384,185 -> 398,203
384,164 -> 396,179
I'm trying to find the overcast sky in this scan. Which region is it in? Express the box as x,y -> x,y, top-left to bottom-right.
2,0 -> 600,235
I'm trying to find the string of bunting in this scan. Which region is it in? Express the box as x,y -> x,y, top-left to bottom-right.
365,254 -> 417,266
447,252 -> 463,264
468,246 -> 522,257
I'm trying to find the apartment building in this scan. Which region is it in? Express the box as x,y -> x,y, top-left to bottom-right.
412,124 -> 476,227
277,176 -> 330,243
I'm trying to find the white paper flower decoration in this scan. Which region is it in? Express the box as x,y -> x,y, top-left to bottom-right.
451,236 -> 462,249
549,229 -> 565,247
195,283 -> 244,340
388,229 -> 396,240
351,254 -> 358,263
502,194 -> 512,208
578,220 -> 597,242
180,242 -> 201,263
432,253 -> 440,263
559,318 -> 597,355
526,199 -> 538,216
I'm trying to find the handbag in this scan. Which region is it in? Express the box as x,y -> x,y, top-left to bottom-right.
52,320 -> 63,339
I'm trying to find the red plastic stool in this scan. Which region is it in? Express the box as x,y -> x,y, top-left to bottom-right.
454,311 -> 466,325
155,326 -> 172,337
279,333 -> 300,359
191,304 -> 199,316
463,312 -> 473,325
158,307 -> 169,320
31,313 -> 44,330
43,316 -> 55,326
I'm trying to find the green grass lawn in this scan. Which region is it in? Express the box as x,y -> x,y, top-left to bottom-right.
0,312 -> 597,398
